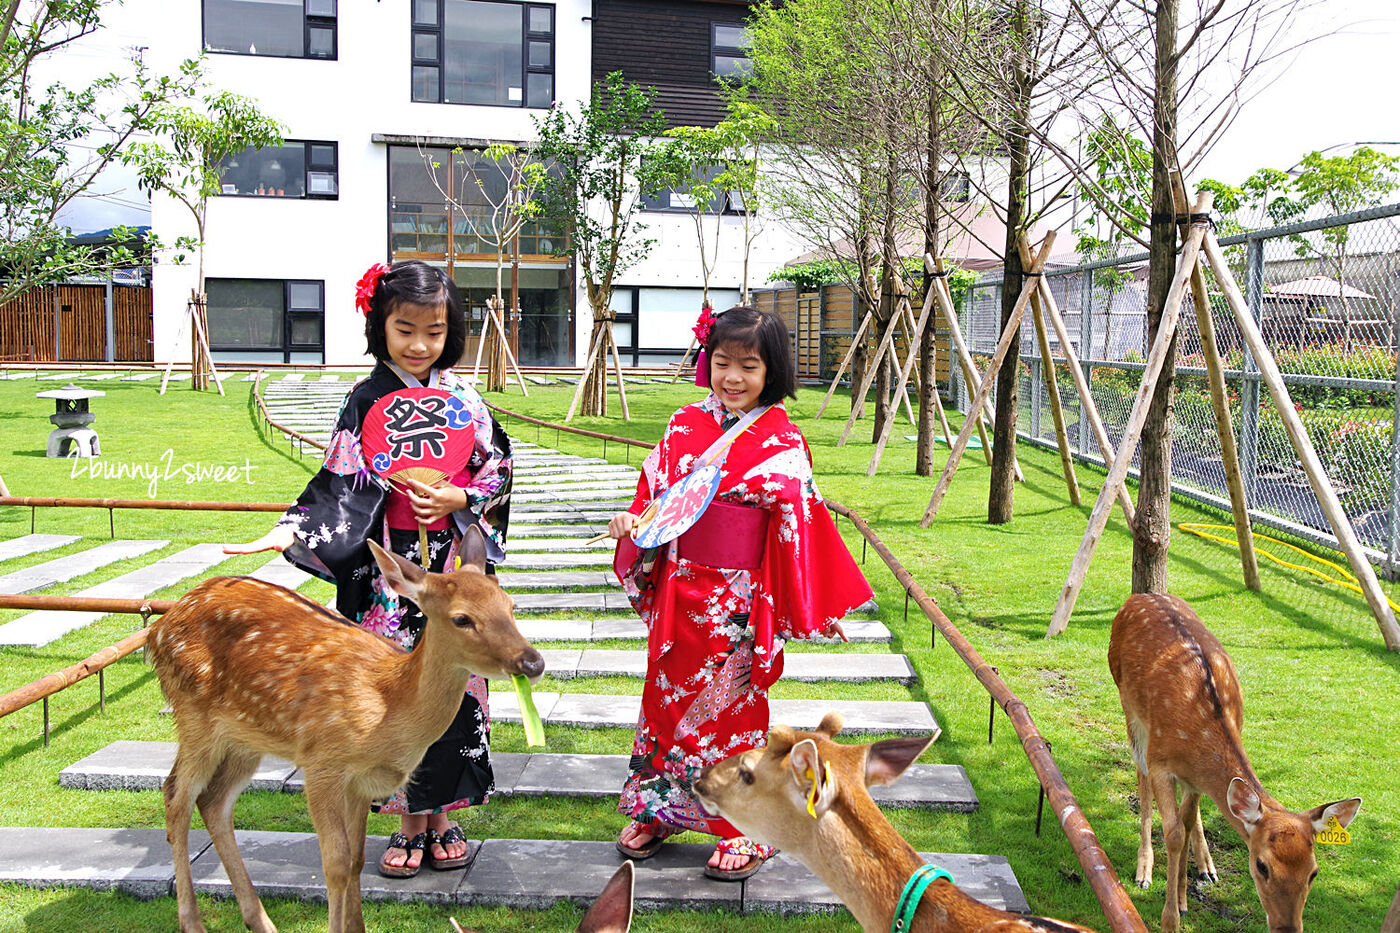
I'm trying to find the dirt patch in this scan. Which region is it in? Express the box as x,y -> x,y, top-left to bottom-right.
1038,667 -> 1076,698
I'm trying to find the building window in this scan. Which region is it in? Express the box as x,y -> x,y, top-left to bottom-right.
712,23 -> 752,82
203,0 -> 337,60
207,278 -> 324,363
411,0 -> 554,107
938,171 -> 971,203
641,165 -> 746,214
215,141 -> 338,199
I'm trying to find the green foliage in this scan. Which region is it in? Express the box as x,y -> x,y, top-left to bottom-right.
768,258 -> 977,304
0,0 -> 202,304
532,72 -> 668,312
1073,116 -> 1152,258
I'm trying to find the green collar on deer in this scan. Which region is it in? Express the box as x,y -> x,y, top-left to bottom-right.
892,864 -> 954,933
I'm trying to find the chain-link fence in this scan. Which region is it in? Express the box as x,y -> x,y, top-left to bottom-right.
955,202 -> 1400,575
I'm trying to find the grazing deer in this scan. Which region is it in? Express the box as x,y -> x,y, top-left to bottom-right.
1108,593 -> 1361,933
693,712 -> 1099,933
451,860 -> 634,933
149,530 -> 544,933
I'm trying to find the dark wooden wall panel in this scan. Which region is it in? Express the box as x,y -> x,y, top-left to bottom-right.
592,0 -> 757,128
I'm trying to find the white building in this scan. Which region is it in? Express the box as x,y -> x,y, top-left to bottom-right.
80,0 -> 808,368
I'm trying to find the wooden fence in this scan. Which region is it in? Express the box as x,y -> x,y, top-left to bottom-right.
0,284 -> 153,362
752,283 -> 950,383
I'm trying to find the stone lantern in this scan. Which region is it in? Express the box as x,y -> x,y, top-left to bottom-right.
36,384 -> 105,457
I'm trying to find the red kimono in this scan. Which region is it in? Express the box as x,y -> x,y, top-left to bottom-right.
615,393 -> 872,837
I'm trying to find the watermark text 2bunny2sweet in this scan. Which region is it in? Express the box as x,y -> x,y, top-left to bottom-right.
69,448 -> 258,498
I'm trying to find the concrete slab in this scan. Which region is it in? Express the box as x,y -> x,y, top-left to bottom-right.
58,741 -> 297,792
743,850 -> 1027,915
245,557 -> 315,590
537,647 -> 583,677
189,830 -> 474,905
511,592 -> 630,613
510,753 -> 629,797
497,553 -> 614,571
768,698 -> 938,736
496,571 -> 615,590
459,839 -> 740,912
0,538 -> 167,593
0,533 -> 80,563
508,524 -> 607,537
0,826 -> 210,898
506,509 -> 618,523
562,649 -> 915,684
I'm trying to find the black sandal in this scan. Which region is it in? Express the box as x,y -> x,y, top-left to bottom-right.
426,823 -> 471,870
377,831 -> 426,878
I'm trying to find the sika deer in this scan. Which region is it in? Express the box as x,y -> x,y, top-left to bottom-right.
1108,593 -> 1360,933
148,529 -> 544,933
693,712 -> 1099,933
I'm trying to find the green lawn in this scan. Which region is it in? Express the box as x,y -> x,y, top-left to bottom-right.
0,372 -> 1395,932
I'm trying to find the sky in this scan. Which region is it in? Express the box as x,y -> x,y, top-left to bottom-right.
51,0 -> 1400,235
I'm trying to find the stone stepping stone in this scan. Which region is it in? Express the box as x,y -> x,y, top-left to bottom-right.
280,373 -> 305,382
486,690 -> 938,736
316,375 -> 343,382
0,533 -> 80,563
508,524 -> 606,537
514,455 -> 609,466
246,556 -> 315,590
507,508 -> 618,522
0,826 -> 212,898
38,372 -> 99,380
513,471 -> 639,486
501,553 -> 614,571
525,375 -> 555,385
60,745 -> 973,811
121,372 -> 161,381
80,373 -> 128,381
0,543 -> 236,647
511,592 -> 630,612
505,537 -> 617,551
536,648 -> 915,684
498,571 -> 615,590
516,617 -> 891,644
0,539 -> 168,594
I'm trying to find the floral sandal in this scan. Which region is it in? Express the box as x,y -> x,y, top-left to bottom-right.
426,822 -> 471,871
615,819 -> 683,861
377,830 -> 426,878
704,836 -> 777,881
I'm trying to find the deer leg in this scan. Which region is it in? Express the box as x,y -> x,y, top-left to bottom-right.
1177,790 -> 1205,913
1185,792 -> 1218,883
339,792 -> 370,933
164,748 -> 214,933
1134,766 -> 1154,889
1150,769 -> 1186,933
304,772 -> 357,933
196,749 -> 274,933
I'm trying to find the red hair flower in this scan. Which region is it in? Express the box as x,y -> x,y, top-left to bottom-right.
692,303 -> 717,345
355,262 -> 390,316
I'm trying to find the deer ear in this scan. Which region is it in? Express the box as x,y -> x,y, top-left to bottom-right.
766,723 -> 796,754
1309,797 -> 1362,835
368,540 -> 424,601
788,739 -> 838,817
1227,777 -> 1264,831
459,525 -> 488,574
865,732 -> 938,787
816,711 -> 843,737
577,860 -> 634,933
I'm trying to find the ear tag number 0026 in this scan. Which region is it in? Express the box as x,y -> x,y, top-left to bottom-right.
1316,815 -> 1351,846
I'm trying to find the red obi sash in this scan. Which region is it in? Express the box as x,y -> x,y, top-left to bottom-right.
676,499 -> 769,569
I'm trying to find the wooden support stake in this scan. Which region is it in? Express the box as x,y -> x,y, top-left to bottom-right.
1203,230 -> 1400,650
930,258 -> 1018,477
564,317 -> 608,422
815,311 -> 872,418
1032,293 -> 1080,506
1033,267 -> 1135,525
604,314 -> 632,421
671,336 -> 698,383
868,276 -> 941,475
837,303 -> 909,446
921,233 -> 1055,525
1047,195 -> 1212,637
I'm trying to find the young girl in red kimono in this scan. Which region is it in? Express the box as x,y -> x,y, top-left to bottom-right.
607,305 -> 873,880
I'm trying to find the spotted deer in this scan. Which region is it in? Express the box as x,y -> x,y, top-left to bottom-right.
693,712 -> 1099,933
1108,593 -> 1361,933
452,861 -> 633,933
148,530 -> 544,933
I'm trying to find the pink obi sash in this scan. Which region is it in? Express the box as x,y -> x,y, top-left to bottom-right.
676,498 -> 770,570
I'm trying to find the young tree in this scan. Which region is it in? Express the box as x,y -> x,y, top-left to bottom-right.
0,0 -> 199,305
121,80 -> 283,389
533,71 -> 667,418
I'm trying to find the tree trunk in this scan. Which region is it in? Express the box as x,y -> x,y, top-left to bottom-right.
917,44 -> 942,477
988,4 -> 1030,524
871,144 -> 900,443
1132,0 -> 1180,593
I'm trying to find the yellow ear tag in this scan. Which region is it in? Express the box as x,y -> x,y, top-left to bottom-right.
804,763 -> 833,819
1316,815 -> 1351,845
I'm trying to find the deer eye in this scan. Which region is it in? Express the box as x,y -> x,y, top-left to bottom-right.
1256,860 -> 1270,881
452,614 -> 475,629
1307,869 -> 1318,885
739,768 -> 753,785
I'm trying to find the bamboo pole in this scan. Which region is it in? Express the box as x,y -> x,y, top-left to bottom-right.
868,277 -> 941,475
815,311 -> 872,418
930,259 -> 1014,475
921,232 -> 1055,524
1033,267 -> 1136,526
0,626 -> 153,720
1169,172 -> 1256,589
1016,236 -> 1079,506
1047,195 -> 1212,637
1202,231 -> 1400,650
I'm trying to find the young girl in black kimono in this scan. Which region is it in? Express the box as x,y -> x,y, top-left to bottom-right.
227,260 -> 512,877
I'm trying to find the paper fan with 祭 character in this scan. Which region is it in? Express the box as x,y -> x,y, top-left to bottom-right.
361,387 -> 477,565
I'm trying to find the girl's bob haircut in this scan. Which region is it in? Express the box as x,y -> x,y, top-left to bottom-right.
364,260 -> 467,370
706,305 -> 797,405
